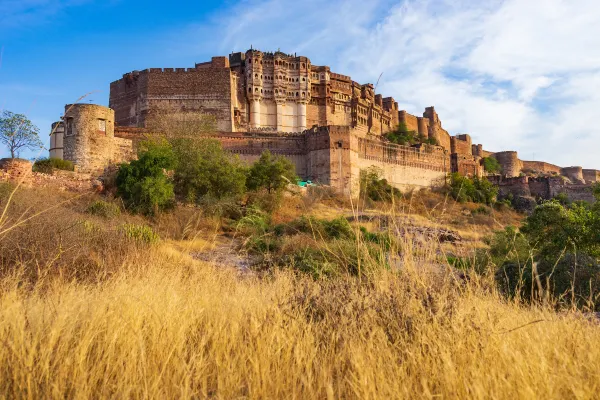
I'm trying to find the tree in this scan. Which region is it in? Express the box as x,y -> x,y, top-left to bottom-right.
384,122 -> 438,146
448,173 -> 498,205
247,150 -> 298,193
116,139 -> 176,215
359,166 -> 401,202
171,138 -> 247,202
0,111 -> 43,158
482,157 -> 502,174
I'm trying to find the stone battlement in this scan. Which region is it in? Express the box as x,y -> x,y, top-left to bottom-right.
48,47 -> 597,198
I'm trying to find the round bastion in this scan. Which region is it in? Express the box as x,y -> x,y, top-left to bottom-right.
493,151 -> 522,178
560,166 -> 584,184
62,104 -> 115,172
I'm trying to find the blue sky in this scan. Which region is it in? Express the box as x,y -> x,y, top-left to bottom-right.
1,0 -> 600,169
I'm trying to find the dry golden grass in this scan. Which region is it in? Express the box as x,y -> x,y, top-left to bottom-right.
1,246 -> 600,398
0,183 -> 598,398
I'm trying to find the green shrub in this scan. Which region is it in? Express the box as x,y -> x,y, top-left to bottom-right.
472,205 -> 491,215
482,194 -> 600,309
171,138 -> 247,203
116,139 -> 175,216
86,200 -> 121,219
553,192 -> 571,206
384,123 -> 438,146
287,247 -> 339,280
33,158 -> 74,174
286,216 -> 354,241
246,150 -> 298,194
449,173 -> 498,205
360,167 -> 401,203
120,223 -> 160,244
482,157 -> 502,174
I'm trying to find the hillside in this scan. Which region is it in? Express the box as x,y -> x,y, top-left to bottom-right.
1,178 -> 599,399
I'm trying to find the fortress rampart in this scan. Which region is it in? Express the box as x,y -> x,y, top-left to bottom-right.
46,48 -> 599,198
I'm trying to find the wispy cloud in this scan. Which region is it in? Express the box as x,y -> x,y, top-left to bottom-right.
173,0 -> 600,169
0,0 -> 91,30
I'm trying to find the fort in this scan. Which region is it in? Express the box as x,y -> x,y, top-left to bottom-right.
46,48 -> 599,199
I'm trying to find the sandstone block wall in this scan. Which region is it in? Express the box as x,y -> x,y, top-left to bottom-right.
450,135 -> 472,155
399,111 -> 420,132
492,151 -> 522,178
521,160 -> 561,175
489,175 -> 596,203
451,154 -> 481,177
63,104 -> 134,173
110,61 -> 234,132
583,169 -> 600,183
560,166 -> 585,184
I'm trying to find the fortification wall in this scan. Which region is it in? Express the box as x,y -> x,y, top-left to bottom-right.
356,137 -> 448,191
63,104 -> 134,173
451,154 -> 481,177
110,71 -> 149,127
489,175 -> 596,204
583,169 -> 600,183
110,63 -> 234,132
306,102 -> 327,128
450,135 -> 472,155
399,111 -> 420,132
521,160 -> 561,174
492,151 -> 522,177
560,166 -> 585,183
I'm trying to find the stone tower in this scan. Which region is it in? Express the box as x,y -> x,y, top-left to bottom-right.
62,104 -> 116,172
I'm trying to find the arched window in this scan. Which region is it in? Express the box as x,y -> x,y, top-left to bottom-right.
248,59 -> 252,64
255,88 -> 259,93
302,77 -> 305,82
302,63 -> 305,68
296,92 -> 299,97
255,74 -> 258,78
302,92 -> 305,97
248,88 -> 251,93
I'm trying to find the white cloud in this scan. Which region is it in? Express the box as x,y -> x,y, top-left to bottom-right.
177,0 -> 600,169
0,0 -> 91,30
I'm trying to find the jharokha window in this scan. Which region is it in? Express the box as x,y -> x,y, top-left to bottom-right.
98,119 -> 106,135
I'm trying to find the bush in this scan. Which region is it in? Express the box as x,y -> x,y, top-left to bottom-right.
472,205 -> 491,215
33,158 -> 74,174
120,223 -> 160,244
116,140 -> 175,216
171,138 -> 247,203
246,150 -> 298,194
384,123 -> 438,146
483,195 -> 600,309
87,200 -> 121,218
449,173 -> 498,205
482,157 -> 502,174
360,167 -> 401,203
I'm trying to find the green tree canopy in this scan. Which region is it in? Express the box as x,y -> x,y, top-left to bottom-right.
0,111 -> 43,158
116,139 -> 175,215
171,137 -> 247,202
449,173 -> 498,205
384,123 -> 438,146
482,157 -> 502,174
246,150 -> 298,193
